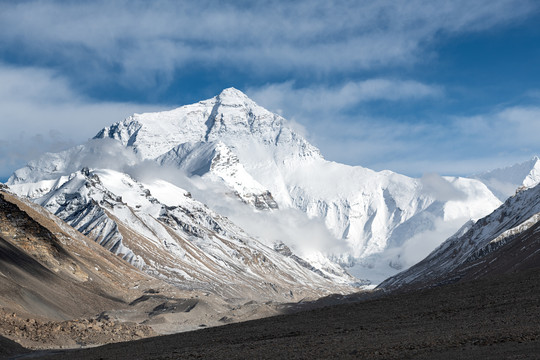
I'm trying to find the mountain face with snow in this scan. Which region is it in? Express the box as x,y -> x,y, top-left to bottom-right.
8,88 -> 501,284
474,156 -> 540,201
0,186 -> 357,339
9,168 -> 354,301
379,183 -> 540,291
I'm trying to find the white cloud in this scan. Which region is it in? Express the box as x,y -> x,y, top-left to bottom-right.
0,0 -> 535,88
0,64 -> 164,178
247,80 -> 540,176
247,80 -> 442,114
388,218 -> 468,270
497,107 -> 540,144
420,173 -> 467,201
526,90 -> 540,100
452,106 -> 540,149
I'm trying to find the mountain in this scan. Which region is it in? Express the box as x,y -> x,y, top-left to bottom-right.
2,184 -> 538,358
0,185 -> 162,348
1,186 -> 351,349
7,88 -> 501,284
473,156 -> 540,201
0,185 -> 149,320
379,182 -> 540,291
8,168 -> 354,300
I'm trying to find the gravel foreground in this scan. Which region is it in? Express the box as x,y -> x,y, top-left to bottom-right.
4,267 -> 540,360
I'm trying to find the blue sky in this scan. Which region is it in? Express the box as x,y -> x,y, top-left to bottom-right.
1,0 -> 540,181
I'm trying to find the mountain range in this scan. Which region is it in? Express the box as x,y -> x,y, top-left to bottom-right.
8,88 -> 527,285
0,185 -> 343,349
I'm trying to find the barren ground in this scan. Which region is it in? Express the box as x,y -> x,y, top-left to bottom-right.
4,266 -> 539,360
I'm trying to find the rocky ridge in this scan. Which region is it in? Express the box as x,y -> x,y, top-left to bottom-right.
0,187 -> 340,350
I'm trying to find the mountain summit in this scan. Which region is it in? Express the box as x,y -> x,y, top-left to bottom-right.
95,87 -> 321,163
8,88 -> 501,284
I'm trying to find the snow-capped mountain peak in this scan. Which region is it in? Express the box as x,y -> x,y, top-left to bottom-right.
94,87 -> 322,163
215,87 -> 253,106
474,155 -> 540,201
8,88 -> 502,285
523,155 -> 540,188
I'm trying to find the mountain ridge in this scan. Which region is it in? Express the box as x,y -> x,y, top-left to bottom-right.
379,181 -> 540,290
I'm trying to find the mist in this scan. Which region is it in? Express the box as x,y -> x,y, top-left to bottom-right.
350,217 -> 469,284
126,160 -> 350,260
420,173 -> 467,201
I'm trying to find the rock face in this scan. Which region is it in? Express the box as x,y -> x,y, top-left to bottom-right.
379,182 -> 540,291
8,88 -> 501,283
0,188 -> 176,348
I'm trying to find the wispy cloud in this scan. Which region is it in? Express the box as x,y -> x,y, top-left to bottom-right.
420,173 -> 467,201
452,106 -> 540,150
247,80 -> 442,114
358,106 -> 540,175
248,80 -> 540,176
0,64 -> 163,177
0,0 -> 535,90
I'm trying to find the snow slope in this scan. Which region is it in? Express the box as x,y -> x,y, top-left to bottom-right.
157,141 -> 278,210
8,88 -> 501,283
474,156 -> 540,201
10,168 -> 355,301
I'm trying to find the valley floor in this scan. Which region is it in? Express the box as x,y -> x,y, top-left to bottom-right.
4,266 -> 540,359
